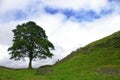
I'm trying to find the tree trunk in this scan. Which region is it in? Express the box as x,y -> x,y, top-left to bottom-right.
28,58 -> 33,68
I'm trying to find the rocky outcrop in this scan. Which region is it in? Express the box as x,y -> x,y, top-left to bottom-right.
36,65 -> 53,75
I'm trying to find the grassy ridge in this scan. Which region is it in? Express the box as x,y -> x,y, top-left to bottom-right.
1,31 -> 120,80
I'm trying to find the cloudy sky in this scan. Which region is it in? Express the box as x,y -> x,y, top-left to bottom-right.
0,0 -> 120,68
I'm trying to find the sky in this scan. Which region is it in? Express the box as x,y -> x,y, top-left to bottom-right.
0,0 -> 120,68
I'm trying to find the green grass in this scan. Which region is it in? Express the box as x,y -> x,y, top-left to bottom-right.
1,31 -> 120,80
0,67 -> 44,80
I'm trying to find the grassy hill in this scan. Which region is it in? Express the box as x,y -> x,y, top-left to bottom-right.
1,31 -> 120,80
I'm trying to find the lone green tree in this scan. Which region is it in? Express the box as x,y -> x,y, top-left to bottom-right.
8,21 -> 55,68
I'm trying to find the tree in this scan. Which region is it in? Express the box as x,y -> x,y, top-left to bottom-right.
8,21 -> 55,68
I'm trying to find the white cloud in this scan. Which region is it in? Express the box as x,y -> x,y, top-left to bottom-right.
34,13 -> 66,36
0,0 -> 30,13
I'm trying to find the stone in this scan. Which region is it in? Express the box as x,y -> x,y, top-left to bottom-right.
36,65 -> 53,75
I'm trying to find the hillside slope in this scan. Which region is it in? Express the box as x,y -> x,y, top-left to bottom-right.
45,31 -> 120,80
1,31 -> 120,80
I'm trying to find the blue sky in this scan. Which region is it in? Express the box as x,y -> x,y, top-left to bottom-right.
0,0 -> 120,68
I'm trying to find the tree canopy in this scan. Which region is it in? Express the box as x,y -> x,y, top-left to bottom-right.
8,21 -> 55,68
